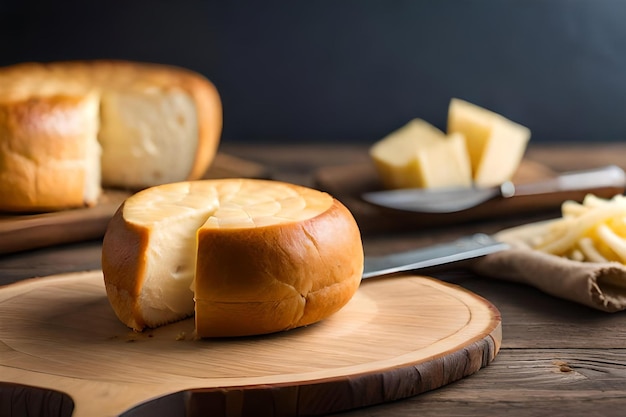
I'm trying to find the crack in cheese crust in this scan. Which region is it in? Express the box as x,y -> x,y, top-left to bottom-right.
0,60 -> 222,212
102,179 -> 364,338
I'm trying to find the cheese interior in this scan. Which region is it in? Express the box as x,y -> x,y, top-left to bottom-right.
122,179 -> 334,327
80,94 -> 102,205
99,89 -> 198,189
448,98 -> 531,187
370,118 -> 472,189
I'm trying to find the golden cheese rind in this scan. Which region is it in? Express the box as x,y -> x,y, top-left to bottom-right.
0,93 -> 100,211
195,197 -> 363,337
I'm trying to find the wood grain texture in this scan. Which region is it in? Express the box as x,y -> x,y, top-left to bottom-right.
313,159 -> 624,234
329,348 -> 626,417
0,153 -> 270,255
0,271 -> 500,417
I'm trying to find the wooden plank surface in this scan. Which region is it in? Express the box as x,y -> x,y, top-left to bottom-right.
0,271 -> 501,417
0,153 -> 270,255
331,349 -> 626,417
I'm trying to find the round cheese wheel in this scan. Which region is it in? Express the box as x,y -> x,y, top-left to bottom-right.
102,179 -> 364,338
0,60 -> 222,212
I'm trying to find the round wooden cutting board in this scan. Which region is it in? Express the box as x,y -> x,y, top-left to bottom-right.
0,271 -> 501,417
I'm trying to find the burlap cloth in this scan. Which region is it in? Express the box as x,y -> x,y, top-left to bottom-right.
470,221 -> 626,312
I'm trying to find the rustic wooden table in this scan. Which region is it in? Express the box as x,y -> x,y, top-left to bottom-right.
2,142 -> 626,416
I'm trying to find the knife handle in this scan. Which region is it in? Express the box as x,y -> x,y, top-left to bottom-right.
513,165 -> 626,197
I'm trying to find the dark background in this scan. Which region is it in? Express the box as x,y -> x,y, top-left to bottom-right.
2,0 -> 626,145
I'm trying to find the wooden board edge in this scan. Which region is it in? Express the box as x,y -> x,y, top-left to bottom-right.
121,329 -> 501,417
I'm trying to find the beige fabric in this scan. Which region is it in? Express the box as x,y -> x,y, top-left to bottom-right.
471,220 -> 626,313
472,248 -> 626,312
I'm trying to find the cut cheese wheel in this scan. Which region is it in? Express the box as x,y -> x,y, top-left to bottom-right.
370,119 -> 472,189
101,179 -> 364,338
0,60 -> 222,212
448,98 -> 531,187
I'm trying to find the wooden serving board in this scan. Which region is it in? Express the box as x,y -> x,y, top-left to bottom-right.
314,159 -> 625,234
0,271 -> 501,417
0,153 -> 270,255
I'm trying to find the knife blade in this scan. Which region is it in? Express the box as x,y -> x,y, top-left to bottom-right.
362,233 -> 509,279
361,165 -> 626,213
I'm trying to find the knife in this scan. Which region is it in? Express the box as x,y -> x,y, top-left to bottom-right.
362,233 -> 508,279
361,165 -> 626,213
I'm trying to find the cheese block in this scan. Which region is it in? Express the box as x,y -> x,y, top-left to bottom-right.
448,98 -> 531,187
0,60 -> 222,212
370,119 -> 472,189
101,178 -> 364,338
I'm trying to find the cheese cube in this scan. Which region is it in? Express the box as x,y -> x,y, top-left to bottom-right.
448,98 -> 531,187
370,119 -> 472,189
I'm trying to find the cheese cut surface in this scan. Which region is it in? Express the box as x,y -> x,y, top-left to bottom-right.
370,119 -> 472,189
102,179 -> 364,338
0,60 -> 222,212
448,98 -> 531,187
98,89 -> 199,189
